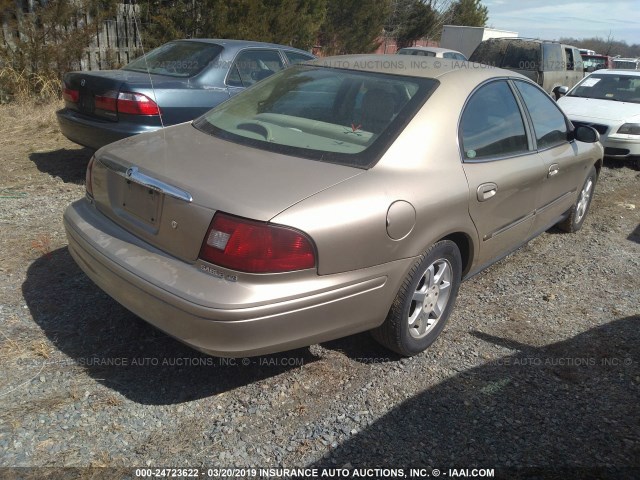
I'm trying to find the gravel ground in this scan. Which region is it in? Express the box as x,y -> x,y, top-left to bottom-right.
0,102 -> 638,476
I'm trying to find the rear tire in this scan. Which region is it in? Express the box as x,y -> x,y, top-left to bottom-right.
558,166 -> 597,233
372,240 -> 462,356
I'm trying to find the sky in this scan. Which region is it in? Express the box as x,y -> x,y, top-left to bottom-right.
482,0 -> 640,45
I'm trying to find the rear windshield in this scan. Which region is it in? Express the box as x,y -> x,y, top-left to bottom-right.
470,40 -> 541,70
193,65 -> 437,168
123,41 -> 223,78
398,49 -> 436,57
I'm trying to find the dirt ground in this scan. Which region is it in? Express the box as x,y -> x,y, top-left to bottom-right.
0,101 -> 638,473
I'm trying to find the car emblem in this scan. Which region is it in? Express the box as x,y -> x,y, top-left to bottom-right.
126,166 -> 136,177
80,79 -> 85,87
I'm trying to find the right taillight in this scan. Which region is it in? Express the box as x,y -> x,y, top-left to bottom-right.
85,156 -> 95,198
117,92 -> 160,115
62,85 -> 79,103
199,212 -> 316,274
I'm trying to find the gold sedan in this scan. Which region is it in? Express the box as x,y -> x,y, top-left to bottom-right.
64,55 -> 603,357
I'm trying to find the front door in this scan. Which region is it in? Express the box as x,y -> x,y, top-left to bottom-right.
459,80 -> 545,266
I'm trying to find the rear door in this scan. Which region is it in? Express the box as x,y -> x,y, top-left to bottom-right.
460,80 -> 545,266
512,80 -> 589,232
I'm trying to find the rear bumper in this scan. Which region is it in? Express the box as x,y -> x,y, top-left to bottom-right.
56,108 -> 161,150
63,199 -> 412,357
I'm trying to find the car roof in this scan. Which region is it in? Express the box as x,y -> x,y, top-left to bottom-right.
309,54 -> 527,82
174,38 -> 313,55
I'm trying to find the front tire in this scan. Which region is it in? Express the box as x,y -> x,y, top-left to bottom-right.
372,240 -> 462,356
558,166 -> 597,233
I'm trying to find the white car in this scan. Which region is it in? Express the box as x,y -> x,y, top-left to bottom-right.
558,70 -> 640,160
397,46 -> 467,61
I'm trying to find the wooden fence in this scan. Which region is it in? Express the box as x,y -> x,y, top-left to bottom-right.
82,3 -> 143,70
1,2 -> 143,71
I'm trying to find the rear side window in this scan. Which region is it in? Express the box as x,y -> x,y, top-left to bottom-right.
502,42 -> 540,70
542,43 -> 563,71
444,52 -> 467,61
123,42 -> 222,78
284,51 -> 315,65
514,81 -> 568,150
460,81 -> 529,160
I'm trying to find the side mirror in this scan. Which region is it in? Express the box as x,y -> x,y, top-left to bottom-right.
572,125 -> 599,143
553,85 -> 569,100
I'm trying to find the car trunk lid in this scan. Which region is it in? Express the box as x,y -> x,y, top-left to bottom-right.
62,70 -> 179,121
90,123 -> 363,262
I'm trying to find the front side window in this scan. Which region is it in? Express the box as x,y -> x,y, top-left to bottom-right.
565,48 -> 575,70
195,65 -> 437,168
514,81 -> 568,150
460,80 -> 529,160
227,49 -> 285,88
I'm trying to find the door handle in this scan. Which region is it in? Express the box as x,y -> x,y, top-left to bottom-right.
548,164 -> 560,177
477,183 -> 498,202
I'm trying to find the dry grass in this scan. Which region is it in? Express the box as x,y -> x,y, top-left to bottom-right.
30,340 -> 53,359
31,234 -> 53,259
0,66 -> 61,104
0,100 -> 61,141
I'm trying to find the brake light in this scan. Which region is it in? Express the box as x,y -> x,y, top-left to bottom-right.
199,213 -> 316,273
62,86 -> 79,103
85,156 -> 95,197
117,92 -> 160,115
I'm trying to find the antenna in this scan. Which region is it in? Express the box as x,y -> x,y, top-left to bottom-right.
131,0 -> 166,138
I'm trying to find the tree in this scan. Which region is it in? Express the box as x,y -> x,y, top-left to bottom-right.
139,0 -> 326,50
389,0 -> 438,49
447,0 -> 488,27
0,0 -> 119,99
318,0 -> 391,55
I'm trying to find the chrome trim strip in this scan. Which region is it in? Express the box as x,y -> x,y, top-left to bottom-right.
484,212 -> 534,241
536,189 -> 576,214
98,158 -> 193,203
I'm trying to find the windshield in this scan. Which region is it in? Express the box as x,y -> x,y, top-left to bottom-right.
193,65 -> 437,168
568,73 -> 640,103
123,41 -> 223,78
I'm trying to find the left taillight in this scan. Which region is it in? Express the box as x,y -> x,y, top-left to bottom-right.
85,156 -> 95,198
199,212 -> 316,274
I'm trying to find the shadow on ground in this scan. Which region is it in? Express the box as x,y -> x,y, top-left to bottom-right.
603,157 -> 640,171
320,334 -> 402,364
29,148 -> 93,184
629,224 -> 640,244
312,316 -> 640,476
23,248 -> 318,405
